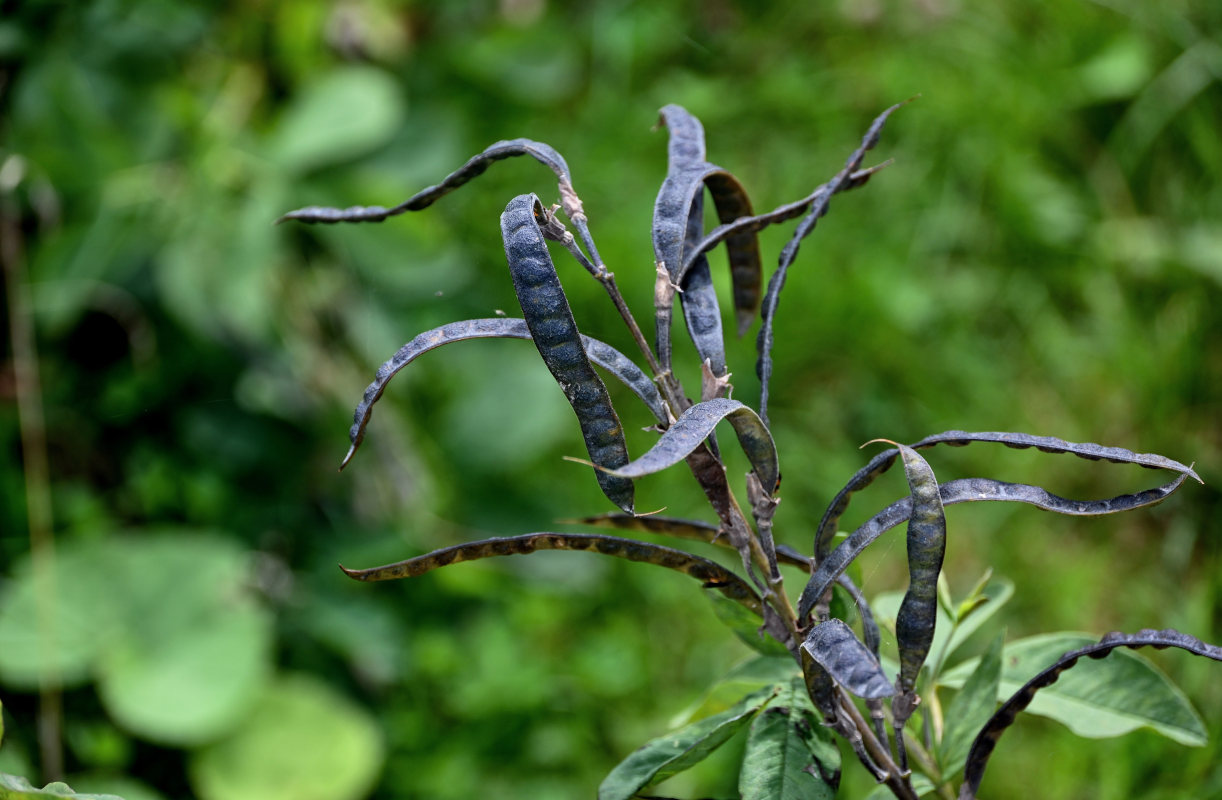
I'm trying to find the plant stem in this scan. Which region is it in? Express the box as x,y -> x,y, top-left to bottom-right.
838,691 -> 918,800
2,161 -> 64,782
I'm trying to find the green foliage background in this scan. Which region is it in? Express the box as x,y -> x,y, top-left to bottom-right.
1,1 -> 1220,798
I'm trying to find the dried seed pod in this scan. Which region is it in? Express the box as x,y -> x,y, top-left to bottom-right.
959,629 -> 1222,800
801,618 -> 895,701
756,102 -> 906,426
340,532 -> 763,616
339,317 -> 668,469
813,431 -> 1201,561
797,472 -> 1191,620
653,104 -> 761,373
603,398 -> 779,497
889,442 -> 947,696
571,512 -> 812,572
502,194 -> 634,513
279,137 -> 605,266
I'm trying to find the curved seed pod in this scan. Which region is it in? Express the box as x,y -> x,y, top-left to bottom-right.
279,138 -> 606,267
890,442 -> 947,695
677,162 -> 889,286
280,137 -> 579,224
603,398 -> 779,496
652,164 -> 758,372
959,628 -> 1222,800
340,317 -> 667,469
797,473 -> 1191,620
658,103 -> 707,167
654,107 -> 758,368
756,102 -> 905,425
570,512 -> 812,571
340,532 -> 763,616
502,194 -> 633,513
801,619 -> 895,701
814,431 -> 1201,560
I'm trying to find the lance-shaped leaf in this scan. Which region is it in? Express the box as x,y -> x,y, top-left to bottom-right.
601,398 -> 779,495
739,678 -> 842,800
340,318 -> 667,468
569,512 -> 812,572
756,102 -> 905,425
889,442 -> 947,696
813,430 -> 1201,560
797,472 -> 1190,620
959,629 -> 1222,800
599,686 -> 776,800
341,532 -> 762,616
939,632 -> 1003,781
801,619 -> 895,701
502,194 -> 634,513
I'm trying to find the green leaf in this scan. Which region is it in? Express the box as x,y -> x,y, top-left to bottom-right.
269,66 -> 404,172
939,632 -> 1208,745
738,679 -> 840,800
0,775 -> 123,800
189,674 -> 384,800
939,631 -> 1003,778
0,542 -> 121,688
598,686 -> 775,800
97,603 -> 273,746
672,656 -> 799,726
706,589 -> 791,657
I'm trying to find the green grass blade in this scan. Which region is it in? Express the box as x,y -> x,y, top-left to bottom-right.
958,629 -> 1222,800
340,532 -> 762,616
502,194 -> 634,513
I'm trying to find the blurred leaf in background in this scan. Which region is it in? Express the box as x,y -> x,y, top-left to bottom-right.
1,1 -> 1219,799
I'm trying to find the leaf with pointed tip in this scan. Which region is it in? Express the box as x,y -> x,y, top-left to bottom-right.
958,629 -> 1222,800
801,619 -> 894,701
341,318 -> 666,468
940,632 -> 1003,780
890,443 -> 947,696
739,678 -> 841,800
569,512 -> 812,572
598,686 -> 777,800
604,399 -> 779,496
0,775 -> 124,800
756,102 -> 905,425
798,472 -> 1190,620
814,431 -> 1200,559
341,532 -> 762,616
502,194 -> 634,512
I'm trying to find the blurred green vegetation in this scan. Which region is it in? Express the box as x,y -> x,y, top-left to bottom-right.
1,1 -> 1219,798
